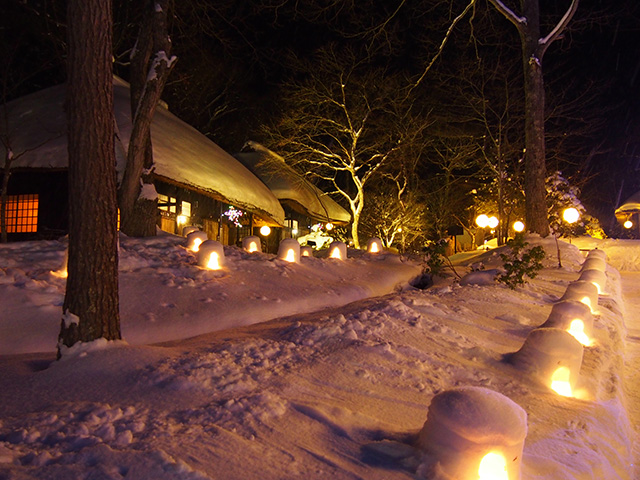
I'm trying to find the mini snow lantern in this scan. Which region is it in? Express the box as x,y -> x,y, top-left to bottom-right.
509,328 -> 583,397
186,231 -> 208,252
329,241 -> 347,259
182,226 -> 199,237
367,237 -> 383,254
242,235 -> 262,253
277,238 -> 300,263
561,280 -> 599,313
197,240 -> 225,270
586,249 -> 606,261
578,269 -> 607,295
417,386 -> 527,480
540,300 -> 594,347
300,246 -> 313,257
580,256 -> 606,273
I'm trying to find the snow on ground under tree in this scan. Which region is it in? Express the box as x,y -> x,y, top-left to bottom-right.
0,233 -> 637,479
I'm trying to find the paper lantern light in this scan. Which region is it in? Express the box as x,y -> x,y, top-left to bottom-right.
509,328 -> 583,397
242,235 -> 262,253
182,226 -> 199,237
540,300 -> 594,346
197,240 -> 225,270
277,238 -> 300,263
186,231 -> 209,252
580,257 -> 606,273
578,269 -> 607,294
561,280 -> 599,313
300,246 -> 313,257
366,237 -> 383,254
418,386 -> 527,480
329,241 -> 347,260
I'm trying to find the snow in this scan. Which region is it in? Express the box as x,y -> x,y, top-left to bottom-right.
0,234 -> 638,479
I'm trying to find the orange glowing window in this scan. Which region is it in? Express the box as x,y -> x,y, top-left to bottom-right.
1,194 -> 38,233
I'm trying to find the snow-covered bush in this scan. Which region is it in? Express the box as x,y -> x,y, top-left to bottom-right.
496,234 -> 545,289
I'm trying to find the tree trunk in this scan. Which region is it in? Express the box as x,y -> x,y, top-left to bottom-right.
117,0 -> 175,237
1,156 -> 11,243
59,0 -> 120,356
522,0 -> 550,237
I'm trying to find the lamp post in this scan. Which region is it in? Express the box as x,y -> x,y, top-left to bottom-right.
475,214 -> 499,249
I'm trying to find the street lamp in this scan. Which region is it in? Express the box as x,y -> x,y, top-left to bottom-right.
513,221 -> 525,233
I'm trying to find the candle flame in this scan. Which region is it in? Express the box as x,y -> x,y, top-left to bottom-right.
191,238 -> 203,252
248,241 -> 258,253
207,252 -> 221,270
284,249 -> 296,262
370,243 -> 379,253
330,248 -> 342,259
478,451 -> 509,480
550,367 -> 573,397
568,319 -> 591,346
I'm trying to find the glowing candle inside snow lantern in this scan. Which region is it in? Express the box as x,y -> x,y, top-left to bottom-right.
329,241 -> 347,259
366,237 -> 383,254
277,239 -> 300,263
242,236 -> 262,253
417,386 -> 527,480
186,231 -> 209,252
540,300 -> 593,347
561,281 -> 598,314
550,366 -> 573,397
196,240 -> 225,270
300,246 -> 313,257
509,328 -> 583,397
578,269 -> 606,294
478,451 -> 509,480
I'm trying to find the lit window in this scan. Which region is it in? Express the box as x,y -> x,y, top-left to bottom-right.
0,194 -> 38,233
181,201 -> 191,217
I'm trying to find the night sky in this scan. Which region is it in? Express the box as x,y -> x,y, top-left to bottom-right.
1,0 -> 639,231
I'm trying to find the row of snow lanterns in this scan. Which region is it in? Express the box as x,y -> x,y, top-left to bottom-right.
417,247 -> 607,480
510,248 -> 607,400
185,227 -> 384,269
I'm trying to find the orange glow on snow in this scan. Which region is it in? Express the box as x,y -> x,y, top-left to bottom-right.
51,268 -> 68,278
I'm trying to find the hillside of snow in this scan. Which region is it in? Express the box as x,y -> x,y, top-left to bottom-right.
0,233 -> 637,479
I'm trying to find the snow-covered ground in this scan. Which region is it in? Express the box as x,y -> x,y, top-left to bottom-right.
0,233 -> 637,479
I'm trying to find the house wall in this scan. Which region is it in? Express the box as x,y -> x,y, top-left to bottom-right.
2,171 -> 68,241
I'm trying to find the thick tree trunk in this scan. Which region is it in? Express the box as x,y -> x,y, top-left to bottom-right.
59,0 -> 120,355
1,157 -> 10,243
521,0 -> 550,237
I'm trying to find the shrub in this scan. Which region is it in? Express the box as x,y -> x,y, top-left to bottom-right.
496,234 -> 545,289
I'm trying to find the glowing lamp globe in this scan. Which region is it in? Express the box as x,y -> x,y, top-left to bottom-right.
277,238 -> 300,263
329,241 -> 347,260
509,328 -> 583,397
417,386 -> 527,480
487,216 -> 499,229
476,214 -> 490,228
624,220 -> 633,229
186,231 -> 209,252
325,222 -> 334,231
512,221 -> 525,233
562,207 -> 580,224
259,225 -> 271,236
196,240 -> 225,270
366,237 -> 383,254
176,215 -> 188,226
242,235 -> 262,253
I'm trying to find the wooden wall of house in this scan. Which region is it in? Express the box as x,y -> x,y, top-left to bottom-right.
3,170 -> 68,241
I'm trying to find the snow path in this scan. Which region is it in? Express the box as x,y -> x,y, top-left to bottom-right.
620,271 -> 640,478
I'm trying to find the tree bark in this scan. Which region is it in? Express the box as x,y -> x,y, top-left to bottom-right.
59,0 -> 120,355
118,0 -> 175,237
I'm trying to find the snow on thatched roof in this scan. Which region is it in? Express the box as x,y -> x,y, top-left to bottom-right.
234,141 -> 351,225
0,77 -> 285,225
